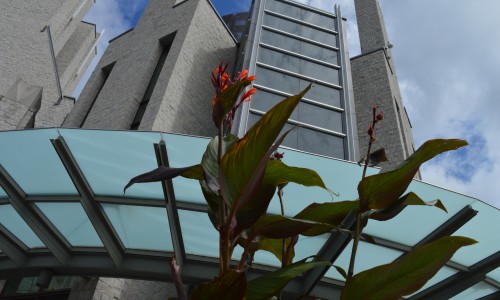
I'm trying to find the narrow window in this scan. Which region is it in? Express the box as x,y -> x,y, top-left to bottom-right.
80,62 -> 115,127
130,33 -> 175,130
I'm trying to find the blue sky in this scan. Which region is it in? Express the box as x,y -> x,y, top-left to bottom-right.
78,0 -> 500,208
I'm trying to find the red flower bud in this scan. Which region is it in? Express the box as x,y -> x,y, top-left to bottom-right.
376,111 -> 384,121
367,124 -> 374,136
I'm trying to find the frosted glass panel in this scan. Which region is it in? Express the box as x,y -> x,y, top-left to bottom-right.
452,201 -> 500,266
36,202 -> 102,247
164,134 -> 208,204
0,186 -> 7,199
0,204 -> 44,248
325,241 -> 402,281
179,210 -> 219,258
451,282 -> 498,300
0,129 -> 77,195
102,204 -> 172,251
60,129 -> 164,199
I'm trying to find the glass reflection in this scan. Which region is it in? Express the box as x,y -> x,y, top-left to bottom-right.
300,59 -> 339,84
298,127 -> 345,159
251,89 -> 299,120
300,80 -> 341,107
256,67 -> 301,95
299,102 -> 343,132
258,47 -> 300,73
261,30 -> 338,63
263,14 -> 336,46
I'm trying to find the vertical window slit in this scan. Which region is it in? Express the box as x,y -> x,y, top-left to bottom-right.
130,35 -> 174,130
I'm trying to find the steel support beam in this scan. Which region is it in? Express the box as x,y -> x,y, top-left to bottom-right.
0,224 -> 28,266
154,141 -> 186,269
415,205 -> 477,247
303,210 -> 357,294
409,251 -> 500,300
478,290 -> 500,300
52,137 -> 124,267
0,164 -> 70,265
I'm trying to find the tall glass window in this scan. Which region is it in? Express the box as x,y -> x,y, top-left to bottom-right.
243,0 -> 350,160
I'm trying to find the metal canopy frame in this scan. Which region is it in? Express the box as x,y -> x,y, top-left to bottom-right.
51,136 -> 124,267
154,141 -> 186,269
0,129 -> 497,299
409,251 -> 500,299
0,164 -> 70,265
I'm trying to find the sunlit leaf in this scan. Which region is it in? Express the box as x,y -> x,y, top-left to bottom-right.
247,257 -> 329,300
369,192 -> 447,221
199,135 -> 239,223
340,236 -> 477,300
190,270 -> 246,300
358,139 -> 467,210
123,165 -> 202,193
220,85 -> 311,220
294,201 -> 359,236
201,135 -> 239,179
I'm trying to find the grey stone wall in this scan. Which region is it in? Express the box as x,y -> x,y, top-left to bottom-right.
68,277 -> 177,300
65,0 -> 237,137
0,96 -> 35,130
352,0 -> 417,173
352,51 -> 408,169
354,0 -> 391,53
0,1 -> 96,130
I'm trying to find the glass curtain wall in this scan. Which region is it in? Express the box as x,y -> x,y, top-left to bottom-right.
239,0 -> 351,160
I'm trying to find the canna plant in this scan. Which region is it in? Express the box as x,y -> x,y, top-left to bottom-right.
124,65 -> 476,300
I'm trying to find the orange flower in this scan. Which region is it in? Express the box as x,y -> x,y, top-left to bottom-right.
241,87 -> 257,102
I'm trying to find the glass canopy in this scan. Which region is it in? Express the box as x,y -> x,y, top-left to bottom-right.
0,128 -> 497,299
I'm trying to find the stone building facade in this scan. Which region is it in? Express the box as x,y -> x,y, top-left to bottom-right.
0,0 -> 99,130
63,0 -> 237,137
351,0 -> 416,172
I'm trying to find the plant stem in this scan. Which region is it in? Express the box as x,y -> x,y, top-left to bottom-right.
347,211 -> 362,279
278,188 -> 286,268
348,109 -> 378,279
217,121 -> 230,274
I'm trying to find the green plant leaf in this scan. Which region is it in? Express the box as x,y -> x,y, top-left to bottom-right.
198,135 -> 239,224
333,265 -> 348,280
201,135 -> 239,179
254,237 -> 297,265
251,215 -> 329,239
370,192 -> 447,221
358,139 -> 467,210
220,85 -> 311,222
294,201 -> 359,236
213,79 -> 251,127
262,159 -> 330,190
190,270 -> 246,300
235,159 -> 332,232
247,257 -> 330,300
340,236 -> 477,300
